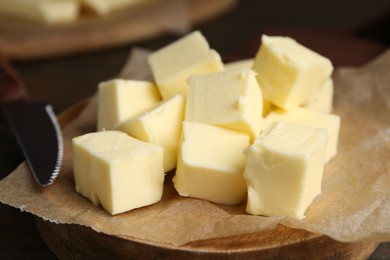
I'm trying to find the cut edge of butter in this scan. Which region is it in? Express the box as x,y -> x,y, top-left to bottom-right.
245,121 -> 328,219
97,79 -> 161,131
72,130 -> 165,215
253,35 -> 333,111
115,94 -> 186,172
148,30 -> 224,99
173,121 -> 250,205
185,68 -> 263,141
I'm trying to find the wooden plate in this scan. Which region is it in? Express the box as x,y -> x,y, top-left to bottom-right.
34,98 -> 379,259
35,218 -> 378,259
0,0 -> 237,60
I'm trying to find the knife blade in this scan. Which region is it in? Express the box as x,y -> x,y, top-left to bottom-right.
2,103 -> 63,186
0,53 -> 63,186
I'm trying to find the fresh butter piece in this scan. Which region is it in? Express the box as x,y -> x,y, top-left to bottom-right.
302,78 -> 334,113
225,59 -> 273,117
186,68 -> 263,141
0,0 -> 79,24
261,107 -> 340,162
80,0 -> 140,16
244,121 -> 328,219
252,35 -> 333,110
224,59 -> 254,71
148,31 -> 223,99
72,130 -> 164,215
97,79 -> 160,131
262,97 -> 274,117
116,95 -> 185,172
173,122 -> 250,205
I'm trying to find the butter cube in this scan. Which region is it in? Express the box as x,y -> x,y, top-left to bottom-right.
72,131 -> 164,215
244,121 -> 328,219
252,35 -> 333,110
97,79 -> 160,131
186,68 -> 263,141
116,95 -> 185,172
173,122 -> 250,205
224,59 -> 254,71
261,107 -> 340,162
148,31 -> 223,99
302,78 -> 334,113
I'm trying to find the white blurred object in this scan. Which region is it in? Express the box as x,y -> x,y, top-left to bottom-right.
80,0 -> 140,16
0,0 -> 80,24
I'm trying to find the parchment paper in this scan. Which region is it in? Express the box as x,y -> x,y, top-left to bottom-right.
1,49 -> 389,246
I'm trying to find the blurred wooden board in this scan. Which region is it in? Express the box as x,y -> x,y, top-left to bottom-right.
36,213 -> 378,259
37,219 -> 377,259
0,0 -> 237,60
31,98 -> 379,259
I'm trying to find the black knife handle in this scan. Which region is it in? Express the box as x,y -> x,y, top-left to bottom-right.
0,53 -> 27,179
0,53 -> 28,103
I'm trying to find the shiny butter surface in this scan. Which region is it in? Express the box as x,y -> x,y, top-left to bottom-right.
72,130 -> 164,215
186,68 -> 263,141
244,121 -> 328,219
148,31 -> 223,99
252,35 -> 333,110
173,122 -> 250,205
261,107 -> 340,162
116,95 -> 185,172
97,79 -> 160,131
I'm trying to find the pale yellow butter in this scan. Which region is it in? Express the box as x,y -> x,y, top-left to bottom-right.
252,35 -> 333,110
302,78 -> 334,113
225,59 -> 273,117
244,121 -> 328,219
173,122 -> 250,205
97,79 -> 160,131
224,59 -> 254,71
261,107 -> 340,162
148,31 -> 223,99
186,68 -> 263,141
115,95 -> 185,172
0,0 -> 79,24
72,130 -> 164,215
262,97 -> 274,117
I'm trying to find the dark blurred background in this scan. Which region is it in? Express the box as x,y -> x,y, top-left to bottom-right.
10,0 -> 390,113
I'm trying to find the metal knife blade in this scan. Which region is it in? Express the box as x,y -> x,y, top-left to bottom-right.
2,103 -> 63,186
0,53 -> 63,186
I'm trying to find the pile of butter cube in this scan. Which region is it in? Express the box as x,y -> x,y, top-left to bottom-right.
0,0 -> 141,24
72,31 -> 340,219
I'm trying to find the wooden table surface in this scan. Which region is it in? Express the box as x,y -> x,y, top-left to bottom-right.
1,0 -> 389,258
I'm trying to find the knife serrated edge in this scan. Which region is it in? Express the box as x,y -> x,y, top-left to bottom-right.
44,104 -> 63,185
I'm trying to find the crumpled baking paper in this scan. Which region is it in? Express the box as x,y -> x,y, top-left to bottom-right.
0,49 -> 389,246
